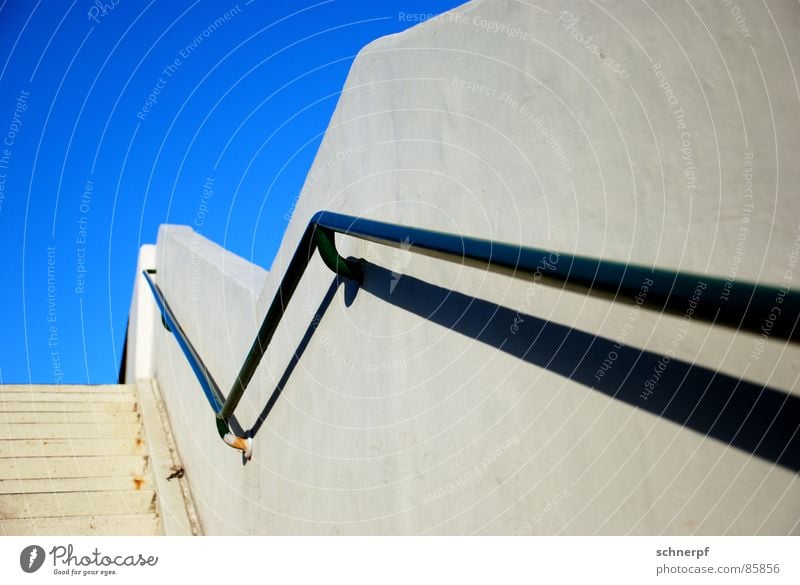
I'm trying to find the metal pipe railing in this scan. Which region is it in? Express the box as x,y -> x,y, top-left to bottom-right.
143,210 -> 800,459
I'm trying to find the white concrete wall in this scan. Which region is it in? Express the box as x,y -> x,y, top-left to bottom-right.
139,0 -> 800,534
125,245 -> 157,381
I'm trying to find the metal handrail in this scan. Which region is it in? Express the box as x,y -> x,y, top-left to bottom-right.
142,210 -> 800,459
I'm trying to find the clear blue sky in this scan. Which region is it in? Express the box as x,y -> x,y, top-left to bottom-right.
0,0 -> 464,384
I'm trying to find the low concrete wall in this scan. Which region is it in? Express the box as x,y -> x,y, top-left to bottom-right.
134,0 -> 800,534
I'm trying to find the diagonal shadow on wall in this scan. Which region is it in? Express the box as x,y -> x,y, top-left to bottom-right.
357,262 -> 800,472
248,277 -> 344,439
248,260 -> 799,472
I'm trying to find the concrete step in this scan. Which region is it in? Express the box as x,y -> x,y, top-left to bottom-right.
0,514 -> 161,536
0,392 -> 136,403
0,382 -> 198,536
0,455 -> 148,480
0,422 -> 143,440
2,411 -> 141,424
0,438 -> 146,457
0,490 -> 157,518
0,475 -> 151,494
0,401 -> 138,413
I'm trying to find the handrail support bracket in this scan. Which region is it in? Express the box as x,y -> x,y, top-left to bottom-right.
314,226 -> 364,283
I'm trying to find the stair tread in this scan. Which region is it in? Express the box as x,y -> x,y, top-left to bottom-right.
1,402 -> 137,413
0,392 -> 136,403
0,475 -> 151,494
0,422 -> 143,440
0,513 -> 160,536
0,490 -> 156,518
0,438 -> 145,457
1,411 -> 141,424
0,455 -> 148,480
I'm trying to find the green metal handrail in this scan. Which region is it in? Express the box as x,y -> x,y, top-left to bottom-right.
142,210 -> 800,459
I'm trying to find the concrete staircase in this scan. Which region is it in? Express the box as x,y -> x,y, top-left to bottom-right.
0,381 -> 198,535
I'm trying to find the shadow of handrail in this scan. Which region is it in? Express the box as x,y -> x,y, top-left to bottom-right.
350,262 -> 799,472
249,277 -> 344,439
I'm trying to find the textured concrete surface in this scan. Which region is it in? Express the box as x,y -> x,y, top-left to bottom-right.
144,0 -> 800,534
0,383 -> 197,536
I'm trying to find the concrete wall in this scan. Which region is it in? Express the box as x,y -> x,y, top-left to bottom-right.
136,0 -> 800,534
125,245 -> 157,382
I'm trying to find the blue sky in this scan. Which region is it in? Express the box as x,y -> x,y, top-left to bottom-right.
0,0 -> 464,384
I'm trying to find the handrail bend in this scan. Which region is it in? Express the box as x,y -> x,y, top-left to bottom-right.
143,210 -> 800,459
